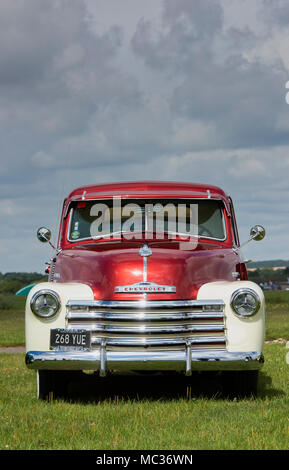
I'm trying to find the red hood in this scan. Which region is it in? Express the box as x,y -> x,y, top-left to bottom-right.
54,241 -> 240,300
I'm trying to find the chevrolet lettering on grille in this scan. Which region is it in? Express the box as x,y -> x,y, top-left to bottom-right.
115,281 -> 176,293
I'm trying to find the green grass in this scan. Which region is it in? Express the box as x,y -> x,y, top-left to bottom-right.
264,291 -> 289,341
0,344 -> 288,450
264,290 -> 289,307
0,296 -> 25,346
266,311 -> 289,341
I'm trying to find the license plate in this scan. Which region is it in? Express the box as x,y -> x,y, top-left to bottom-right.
50,329 -> 91,350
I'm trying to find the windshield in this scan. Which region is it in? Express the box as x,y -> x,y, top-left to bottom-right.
67,199 -> 226,242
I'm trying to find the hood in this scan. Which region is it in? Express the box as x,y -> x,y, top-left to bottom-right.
54,240 -> 240,300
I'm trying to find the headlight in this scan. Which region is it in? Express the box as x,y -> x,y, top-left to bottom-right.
30,290 -> 61,318
230,288 -> 260,317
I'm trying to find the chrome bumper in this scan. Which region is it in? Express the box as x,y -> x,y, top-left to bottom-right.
25,349 -> 264,376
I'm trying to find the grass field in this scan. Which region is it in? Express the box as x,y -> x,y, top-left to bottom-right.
0,296 -> 25,347
0,291 -> 288,450
0,344 -> 288,450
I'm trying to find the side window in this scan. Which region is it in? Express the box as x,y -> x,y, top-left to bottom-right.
229,198 -> 239,247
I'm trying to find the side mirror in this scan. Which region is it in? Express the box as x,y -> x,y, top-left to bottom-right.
250,225 -> 266,241
37,227 -> 52,243
240,225 -> 266,248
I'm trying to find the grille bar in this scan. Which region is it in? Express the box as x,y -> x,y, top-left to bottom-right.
67,299 -> 225,310
66,323 -> 225,334
91,336 -> 227,347
66,311 -> 224,322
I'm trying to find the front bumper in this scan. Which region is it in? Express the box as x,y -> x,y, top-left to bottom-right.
25,349 -> 264,376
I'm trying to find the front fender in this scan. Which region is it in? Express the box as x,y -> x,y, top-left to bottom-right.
25,282 -> 94,351
197,280 -> 265,353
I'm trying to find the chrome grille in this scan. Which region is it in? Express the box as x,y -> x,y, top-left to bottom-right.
66,300 -> 226,351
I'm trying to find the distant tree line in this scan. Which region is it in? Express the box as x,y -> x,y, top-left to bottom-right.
249,260 -> 289,268
248,267 -> 289,283
0,272 -> 48,294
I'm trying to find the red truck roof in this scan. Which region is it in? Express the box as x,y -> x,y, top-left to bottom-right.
63,181 -> 231,216
67,181 -> 228,199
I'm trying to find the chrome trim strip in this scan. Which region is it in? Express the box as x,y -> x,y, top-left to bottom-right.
66,311 -> 225,321
67,299 -> 225,309
25,350 -> 264,372
100,339 -> 106,377
65,324 -> 225,334
90,336 -> 227,346
186,342 -> 192,376
139,244 -> 152,283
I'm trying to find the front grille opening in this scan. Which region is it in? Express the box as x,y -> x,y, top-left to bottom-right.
66,300 -> 226,352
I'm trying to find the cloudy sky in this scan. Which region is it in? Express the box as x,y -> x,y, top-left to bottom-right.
1,0 -> 289,273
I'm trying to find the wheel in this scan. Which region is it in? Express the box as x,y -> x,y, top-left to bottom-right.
222,370 -> 259,398
37,370 -> 70,400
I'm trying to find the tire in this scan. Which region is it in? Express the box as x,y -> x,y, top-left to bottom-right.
222,370 -> 259,398
37,370 -> 70,400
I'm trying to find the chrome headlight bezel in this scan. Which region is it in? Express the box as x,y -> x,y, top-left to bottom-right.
230,288 -> 261,318
30,289 -> 61,318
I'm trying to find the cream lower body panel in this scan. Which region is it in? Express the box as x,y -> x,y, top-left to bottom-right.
25,281 -> 265,376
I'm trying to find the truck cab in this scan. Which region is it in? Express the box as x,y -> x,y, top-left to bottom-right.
25,181 -> 266,399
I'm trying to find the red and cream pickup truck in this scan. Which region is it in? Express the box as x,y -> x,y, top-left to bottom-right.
25,181 -> 266,399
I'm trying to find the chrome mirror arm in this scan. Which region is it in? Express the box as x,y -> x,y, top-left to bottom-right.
240,236 -> 255,249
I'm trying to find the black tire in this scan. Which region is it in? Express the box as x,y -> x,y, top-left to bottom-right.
37,370 -> 70,400
222,370 -> 259,398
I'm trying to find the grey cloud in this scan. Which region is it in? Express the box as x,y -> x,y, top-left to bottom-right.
132,0 -> 223,70
163,0 -> 224,38
261,0 -> 289,28
0,0 -> 89,86
131,0 -> 288,151
0,0 -> 143,185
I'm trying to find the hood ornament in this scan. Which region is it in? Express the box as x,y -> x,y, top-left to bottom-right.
139,244 -> 152,257
139,244 -> 152,282
114,244 -> 176,295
